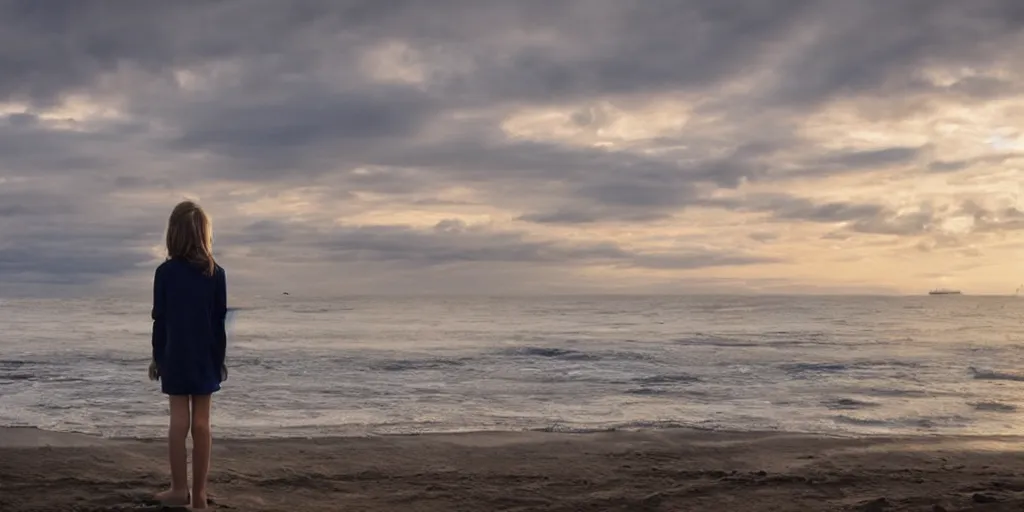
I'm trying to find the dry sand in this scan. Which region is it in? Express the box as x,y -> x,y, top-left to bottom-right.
3,427 -> 1024,511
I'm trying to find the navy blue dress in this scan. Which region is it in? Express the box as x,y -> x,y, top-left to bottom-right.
151,258 -> 227,396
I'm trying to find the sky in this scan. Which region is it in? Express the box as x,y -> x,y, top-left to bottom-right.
0,0 -> 1023,298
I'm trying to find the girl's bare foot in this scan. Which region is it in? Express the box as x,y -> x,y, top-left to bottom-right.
155,488 -> 190,506
192,492 -> 209,510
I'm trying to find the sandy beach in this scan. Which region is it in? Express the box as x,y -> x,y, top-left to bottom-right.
3,428 -> 1024,511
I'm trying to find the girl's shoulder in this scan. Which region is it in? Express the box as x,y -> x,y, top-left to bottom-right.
157,257 -> 187,272
158,258 -> 215,277
155,258 -> 174,275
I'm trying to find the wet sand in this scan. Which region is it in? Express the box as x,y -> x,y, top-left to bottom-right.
3,427 -> 1024,511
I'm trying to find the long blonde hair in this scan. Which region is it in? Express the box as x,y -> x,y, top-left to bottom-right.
166,200 -> 216,276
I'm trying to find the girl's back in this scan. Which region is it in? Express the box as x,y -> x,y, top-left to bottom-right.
150,200 -> 227,510
151,204 -> 227,398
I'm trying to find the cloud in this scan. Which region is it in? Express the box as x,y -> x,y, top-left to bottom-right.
748,232 -> 780,243
0,113 -> 131,175
696,192 -> 1024,260
227,218 -> 777,271
4,1 -> 1019,107
706,194 -> 887,223
926,153 -> 1024,174
166,84 -> 440,178
849,209 -> 937,236
763,1 -> 1024,105
519,209 -> 668,225
813,146 -> 922,172
0,187 -> 78,217
0,218 -> 156,286
0,1 -> 1022,295
928,160 -> 972,173
844,201 -> 1024,256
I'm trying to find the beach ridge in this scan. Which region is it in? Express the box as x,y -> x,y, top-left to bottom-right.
4,426 -> 1024,511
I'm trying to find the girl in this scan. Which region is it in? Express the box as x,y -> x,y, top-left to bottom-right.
149,200 -> 228,510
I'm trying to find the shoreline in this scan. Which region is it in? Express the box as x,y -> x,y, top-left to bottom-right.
6,427 -> 1024,511
7,422 -> 1024,444
0,423 -> 974,446
5,424 -> 843,448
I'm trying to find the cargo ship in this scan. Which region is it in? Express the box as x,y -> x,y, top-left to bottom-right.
928,289 -> 962,295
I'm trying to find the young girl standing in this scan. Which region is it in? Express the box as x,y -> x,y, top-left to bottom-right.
149,200 -> 228,510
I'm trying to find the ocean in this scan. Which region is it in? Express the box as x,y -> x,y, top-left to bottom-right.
1,295 -> 1022,439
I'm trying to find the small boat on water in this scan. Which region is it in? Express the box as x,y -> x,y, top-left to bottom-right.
928,288 -> 962,295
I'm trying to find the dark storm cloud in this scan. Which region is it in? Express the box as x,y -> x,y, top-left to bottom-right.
749,232 -> 780,243
926,153 -> 1024,174
764,1 -> 1024,105
226,218 -> 777,270
166,85 -> 439,177
0,0 -> 376,106
514,143 -> 924,225
2,1 -> 1020,103
519,209 -> 669,225
0,189 -> 77,217
814,146 -> 922,172
0,219 -> 157,285
5,1 -> 1019,104
763,197 -> 886,223
173,89 -> 431,151
2,0 -> 1015,184
699,194 -> 1024,251
0,114 -> 129,175
928,160 -> 972,173
700,194 -> 886,224
630,252 -> 780,270
0,1 -> 810,105
111,175 -> 173,190
0,246 -> 144,285
846,201 -> 1024,242
503,148 -> 763,224
451,0 -> 815,102
951,201 -> 1024,234
849,210 -> 937,236
0,0 -> 1020,292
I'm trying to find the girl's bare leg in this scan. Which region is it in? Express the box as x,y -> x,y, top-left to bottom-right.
156,395 -> 191,504
190,394 -> 213,509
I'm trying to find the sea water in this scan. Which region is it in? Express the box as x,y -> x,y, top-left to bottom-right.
1,295 -> 1023,438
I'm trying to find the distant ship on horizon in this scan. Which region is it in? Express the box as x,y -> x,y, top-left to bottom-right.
928,288 -> 962,295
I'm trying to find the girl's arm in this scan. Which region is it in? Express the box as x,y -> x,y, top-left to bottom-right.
151,265 -> 167,365
213,268 -> 228,379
